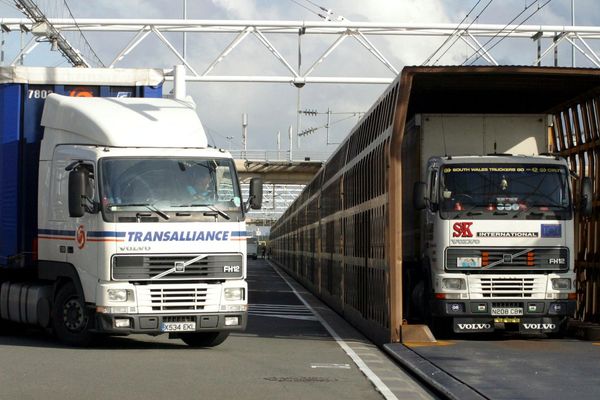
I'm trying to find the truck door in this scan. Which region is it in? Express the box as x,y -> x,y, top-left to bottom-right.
424,165 -> 439,255
65,159 -> 100,303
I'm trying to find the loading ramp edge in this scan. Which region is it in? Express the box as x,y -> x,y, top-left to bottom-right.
383,343 -> 488,400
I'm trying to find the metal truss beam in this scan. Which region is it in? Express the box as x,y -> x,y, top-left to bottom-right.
12,2 -> 93,67
2,18 -> 600,82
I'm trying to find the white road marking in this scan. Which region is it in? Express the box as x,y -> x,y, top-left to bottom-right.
269,262 -> 398,400
311,363 -> 351,369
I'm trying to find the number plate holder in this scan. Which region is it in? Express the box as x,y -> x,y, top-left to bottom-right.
491,307 -> 523,316
160,322 -> 197,332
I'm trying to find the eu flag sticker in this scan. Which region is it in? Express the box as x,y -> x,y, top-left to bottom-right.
541,224 -> 561,238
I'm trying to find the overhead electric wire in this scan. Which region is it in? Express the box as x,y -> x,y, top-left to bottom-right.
288,0 -> 333,20
302,0 -> 330,13
63,0 -> 104,67
429,0 -> 494,66
287,0 -> 323,18
422,0 -> 491,65
0,0 -> 21,12
462,0 -> 552,65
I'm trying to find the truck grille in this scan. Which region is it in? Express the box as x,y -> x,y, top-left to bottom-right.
112,254 -> 243,281
446,247 -> 568,272
469,276 -> 547,299
136,284 -> 221,313
150,287 -> 207,311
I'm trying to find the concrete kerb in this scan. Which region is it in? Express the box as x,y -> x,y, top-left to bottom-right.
383,343 -> 487,400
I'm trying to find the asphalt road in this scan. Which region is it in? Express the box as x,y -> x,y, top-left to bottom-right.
0,259 -> 434,400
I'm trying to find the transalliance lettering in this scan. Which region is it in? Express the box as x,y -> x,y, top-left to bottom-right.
127,231 -> 230,242
477,232 -> 539,238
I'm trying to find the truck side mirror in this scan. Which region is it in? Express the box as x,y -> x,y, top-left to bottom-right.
249,177 -> 263,210
413,182 -> 427,210
580,176 -> 593,216
68,169 -> 87,218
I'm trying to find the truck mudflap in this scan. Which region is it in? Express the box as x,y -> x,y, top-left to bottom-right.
453,318 -> 495,333
452,317 -> 566,334
94,312 -> 247,335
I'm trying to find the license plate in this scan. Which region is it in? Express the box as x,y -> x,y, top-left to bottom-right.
491,307 -> 523,316
160,322 -> 196,332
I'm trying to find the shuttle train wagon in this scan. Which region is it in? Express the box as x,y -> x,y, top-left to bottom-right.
270,66 -> 600,344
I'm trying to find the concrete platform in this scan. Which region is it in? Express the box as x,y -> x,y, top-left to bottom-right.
385,334 -> 600,400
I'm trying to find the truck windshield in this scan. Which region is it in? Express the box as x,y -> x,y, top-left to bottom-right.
439,164 -> 571,220
99,157 -> 242,221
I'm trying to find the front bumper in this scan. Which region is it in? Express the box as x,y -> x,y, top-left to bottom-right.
431,298 -> 576,318
94,311 -> 247,334
431,299 -> 575,333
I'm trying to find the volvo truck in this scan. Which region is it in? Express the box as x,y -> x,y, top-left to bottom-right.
0,66 -> 261,346
409,114 -> 592,336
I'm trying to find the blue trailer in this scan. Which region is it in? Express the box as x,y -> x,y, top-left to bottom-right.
0,67 -> 163,269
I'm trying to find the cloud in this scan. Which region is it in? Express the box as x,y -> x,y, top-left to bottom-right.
2,0 -> 598,153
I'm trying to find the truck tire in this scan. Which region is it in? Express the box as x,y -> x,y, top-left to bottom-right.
548,319 -> 568,339
179,331 -> 229,347
0,318 -> 24,336
52,282 -> 93,347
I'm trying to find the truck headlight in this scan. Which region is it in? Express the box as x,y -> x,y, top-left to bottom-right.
442,278 -> 465,290
551,278 -> 571,290
224,288 -> 245,301
107,289 -> 130,302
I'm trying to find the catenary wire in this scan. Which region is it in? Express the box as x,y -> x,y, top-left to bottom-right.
422,0 -> 490,65
462,0 -> 552,65
430,0 -> 495,65
63,0 -> 104,66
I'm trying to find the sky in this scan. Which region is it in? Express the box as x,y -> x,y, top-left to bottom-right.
1,0 -> 599,160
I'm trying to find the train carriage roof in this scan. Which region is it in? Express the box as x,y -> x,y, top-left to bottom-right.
399,66 -> 600,118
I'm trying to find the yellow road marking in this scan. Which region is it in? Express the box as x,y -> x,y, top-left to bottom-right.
404,340 -> 455,348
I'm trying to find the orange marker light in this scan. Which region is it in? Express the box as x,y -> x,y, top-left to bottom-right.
527,251 -> 535,266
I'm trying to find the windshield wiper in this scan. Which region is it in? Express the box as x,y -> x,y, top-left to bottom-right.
177,203 -> 231,220
108,203 -> 170,220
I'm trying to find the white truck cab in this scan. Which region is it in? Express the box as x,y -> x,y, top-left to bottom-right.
417,155 -> 583,335
15,94 -> 262,346
411,114 -> 592,336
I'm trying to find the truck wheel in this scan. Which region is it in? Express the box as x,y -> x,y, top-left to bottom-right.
0,318 -> 23,336
52,283 -> 93,347
547,320 -> 568,339
179,331 -> 229,347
